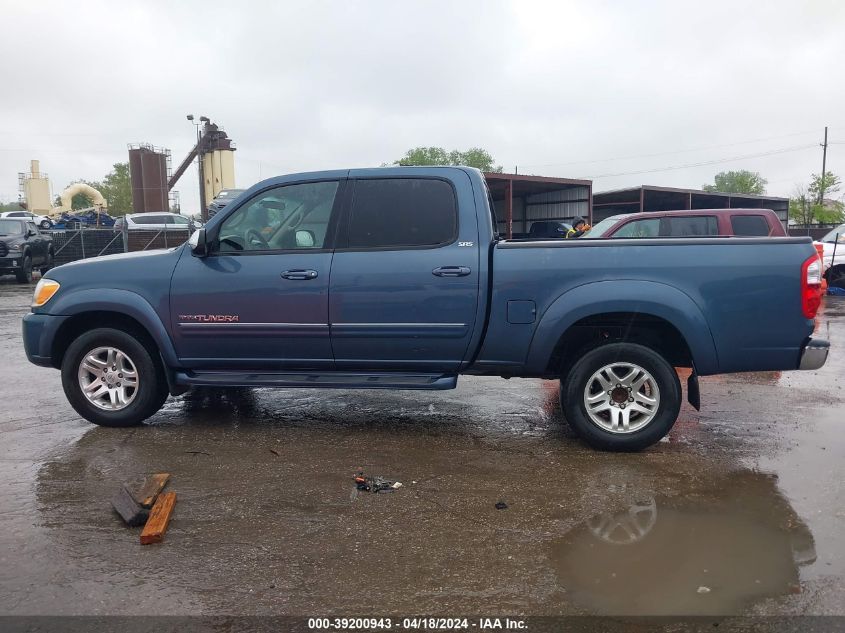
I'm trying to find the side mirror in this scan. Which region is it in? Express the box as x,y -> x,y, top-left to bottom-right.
189,228 -> 208,257
295,229 -> 316,248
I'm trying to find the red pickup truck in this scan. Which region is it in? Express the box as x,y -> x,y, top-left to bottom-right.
584,208 -> 786,239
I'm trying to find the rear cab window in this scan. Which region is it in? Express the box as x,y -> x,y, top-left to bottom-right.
346,178 -> 457,249
730,215 -> 770,236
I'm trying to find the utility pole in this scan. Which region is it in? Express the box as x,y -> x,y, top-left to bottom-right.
819,126 -> 828,204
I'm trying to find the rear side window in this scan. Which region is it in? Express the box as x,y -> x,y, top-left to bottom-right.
131,215 -> 160,225
661,216 -> 719,237
730,215 -> 769,236
348,178 -> 457,249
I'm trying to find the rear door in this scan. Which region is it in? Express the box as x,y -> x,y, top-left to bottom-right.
170,178 -> 344,370
329,170 -> 480,373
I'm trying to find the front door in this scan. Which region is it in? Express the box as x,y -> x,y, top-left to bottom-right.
329,172 -> 480,373
170,179 -> 343,370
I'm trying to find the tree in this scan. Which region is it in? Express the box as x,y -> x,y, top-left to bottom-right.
809,170 -> 841,204
789,185 -> 815,226
96,162 -> 133,215
0,200 -> 25,212
393,146 -> 503,172
702,170 -> 767,195
789,176 -> 845,226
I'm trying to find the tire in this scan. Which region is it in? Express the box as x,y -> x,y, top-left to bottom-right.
40,220 -> 52,230
828,266 -> 845,290
560,342 -> 681,452
15,255 -> 32,283
40,250 -> 54,274
61,328 -> 169,427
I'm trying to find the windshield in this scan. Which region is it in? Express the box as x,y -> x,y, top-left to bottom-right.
819,224 -> 845,243
0,219 -> 24,235
581,214 -> 632,238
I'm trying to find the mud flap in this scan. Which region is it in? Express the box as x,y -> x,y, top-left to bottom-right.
687,372 -> 700,411
161,354 -> 190,396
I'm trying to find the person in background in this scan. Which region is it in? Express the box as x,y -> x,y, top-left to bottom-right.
566,217 -> 590,238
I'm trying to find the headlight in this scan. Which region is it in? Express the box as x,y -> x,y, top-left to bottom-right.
10,243 -> 21,251
32,278 -> 60,307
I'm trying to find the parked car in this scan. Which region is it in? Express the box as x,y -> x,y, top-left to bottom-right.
22,167 -> 827,451
0,210 -> 54,230
52,210 -> 116,229
583,208 -> 787,239
113,212 -> 195,232
0,218 -> 53,283
815,223 -> 845,288
207,189 -> 246,219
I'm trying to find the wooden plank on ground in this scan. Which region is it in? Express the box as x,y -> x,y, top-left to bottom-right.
131,473 -> 170,509
140,492 -> 177,545
111,485 -> 149,527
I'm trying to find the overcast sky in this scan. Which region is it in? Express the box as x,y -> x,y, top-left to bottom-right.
1,0 -> 843,212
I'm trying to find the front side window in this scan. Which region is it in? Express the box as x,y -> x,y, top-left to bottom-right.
347,178 -> 457,249
662,216 -> 719,237
612,218 -> 660,238
730,215 -> 769,236
169,215 -> 190,225
217,180 -> 339,253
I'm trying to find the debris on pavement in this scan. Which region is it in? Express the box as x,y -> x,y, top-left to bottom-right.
140,492 -> 177,545
111,485 -> 149,527
131,473 -> 170,509
112,473 -> 171,527
697,586 -> 711,594
495,501 -> 509,510
269,448 -> 281,456
353,472 -> 402,494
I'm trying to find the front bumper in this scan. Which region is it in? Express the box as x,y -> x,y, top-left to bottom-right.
0,255 -> 23,271
22,312 -> 69,367
799,338 -> 830,371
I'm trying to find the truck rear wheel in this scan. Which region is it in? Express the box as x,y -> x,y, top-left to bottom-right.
560,342 -> 681,451
61,328 -> 169,427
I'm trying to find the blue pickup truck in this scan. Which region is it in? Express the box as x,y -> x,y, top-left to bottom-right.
22,167 -> 829,450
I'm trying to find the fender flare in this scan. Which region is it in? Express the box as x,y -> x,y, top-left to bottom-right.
47,288 -> 179,367
524,280 -> 719,375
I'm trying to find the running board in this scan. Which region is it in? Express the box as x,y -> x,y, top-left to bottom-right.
174,370 -> 458,390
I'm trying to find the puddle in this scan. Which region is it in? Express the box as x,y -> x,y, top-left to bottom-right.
548,474 -> 815,615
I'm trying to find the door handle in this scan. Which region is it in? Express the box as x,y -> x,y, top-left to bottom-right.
281,269 -> 318,280
432,266 -> 471,277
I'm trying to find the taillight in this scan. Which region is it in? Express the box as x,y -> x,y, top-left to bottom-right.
801,254 -> 822,319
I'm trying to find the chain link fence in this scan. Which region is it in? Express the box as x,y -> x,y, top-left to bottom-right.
49,226 -> 193,266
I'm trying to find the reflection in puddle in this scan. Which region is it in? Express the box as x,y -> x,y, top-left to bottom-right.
549,473 -> 816,615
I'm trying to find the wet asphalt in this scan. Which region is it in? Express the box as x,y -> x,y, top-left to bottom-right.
1,276 -> 844,617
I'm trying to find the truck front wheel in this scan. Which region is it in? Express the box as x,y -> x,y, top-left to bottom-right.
560,343 -> 681,451
61,328 -> 169,427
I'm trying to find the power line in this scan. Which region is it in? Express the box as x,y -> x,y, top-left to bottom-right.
519,129 -> 821,169
581,143 -> 817,179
